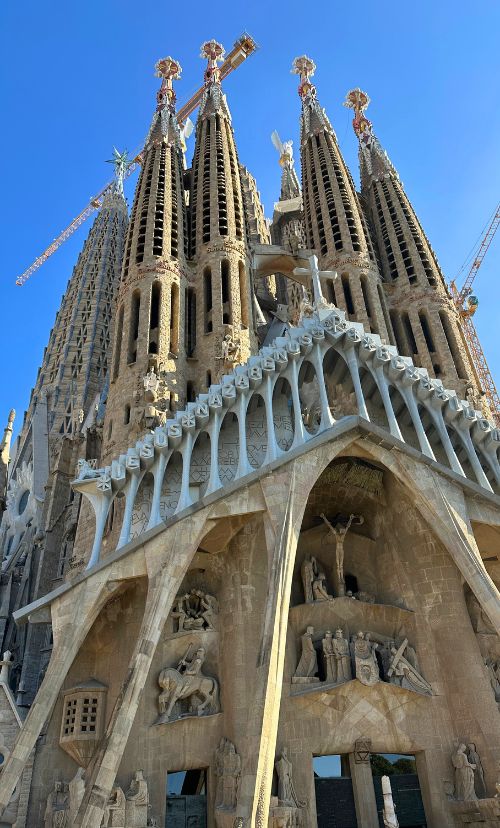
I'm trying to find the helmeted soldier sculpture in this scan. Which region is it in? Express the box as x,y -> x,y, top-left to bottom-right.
158,644 -> 219,722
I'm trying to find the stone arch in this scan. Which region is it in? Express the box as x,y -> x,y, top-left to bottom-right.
189,431 -> 211,501
322,347 -> 355,420
359,367 -> 390,430
130,471 -> 154,540
245,392 -> 268,469
218,411 -> 240,484
272,377 -> 295,451
298,359 -> 322,435
388,384 -> 420,451
160,451 -> 183,520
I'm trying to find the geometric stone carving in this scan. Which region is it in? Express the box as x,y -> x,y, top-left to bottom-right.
157,645 -> 220,723
354,739 -> 372,764
171,589 -> 219,633
59,679 -> 107,768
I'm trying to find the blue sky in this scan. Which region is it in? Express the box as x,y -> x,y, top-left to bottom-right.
1,0 -> 499,439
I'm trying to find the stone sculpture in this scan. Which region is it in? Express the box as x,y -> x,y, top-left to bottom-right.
382,775 -> 399,828
452,744 -> 477,801
103,786 -> 126,826
292,627 -> 319,683
485,658 -> 500,702
158,645 -> 219,722
332,628 -> 352,683
125,769 -> 149,826
387,639 -> 432,696
300,557 -> 332,604
322,631 -> 335,683
68,768 -> 85,825
170,589 -> 219,632
320,513 -> 364,596
44,781 -> 69,828
215,737 -> 241,811
352,631 -> 380,686
275,749 -> 305,808
466,744 -> 486,798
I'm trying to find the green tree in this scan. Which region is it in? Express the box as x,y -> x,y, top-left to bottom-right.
370,754 -> 395,776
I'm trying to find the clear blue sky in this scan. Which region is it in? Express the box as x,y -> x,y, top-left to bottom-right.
1,0 -> 499,439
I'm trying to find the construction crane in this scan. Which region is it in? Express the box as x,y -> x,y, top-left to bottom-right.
449,202 -> 500,425
15,33 -> 257,287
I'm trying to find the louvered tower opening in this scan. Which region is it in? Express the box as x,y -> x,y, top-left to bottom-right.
136,151 -> 155,264
153,147 -> 166,257
215,115 -> 228,236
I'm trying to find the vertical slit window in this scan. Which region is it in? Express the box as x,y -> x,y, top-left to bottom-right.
153,147 -> 166,257
439,311 -> 467,379
419,312 -> 435,353
185,288 -> 196,358
204,267 -> 213,333
341,274 -> 355,315
238,261 -> 249,328
112,305 -> 124,380
390,311 -> 407,356
402,313 -> 418,354
221,260 -> 232,325
360,276 -> 373,319
170,283 -> 179,355
378,284 -> 395,346
127,291 -> 140,364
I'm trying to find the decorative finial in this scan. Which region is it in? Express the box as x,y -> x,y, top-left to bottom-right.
8,410 -> 15,426
155,56 -> 182,111
200,40 -> 225,86
106,148 -> 130,196
344,88 -> 373,145
292,55 -> 317,99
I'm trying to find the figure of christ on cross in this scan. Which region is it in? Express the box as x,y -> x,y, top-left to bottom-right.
320,512 -> 364,596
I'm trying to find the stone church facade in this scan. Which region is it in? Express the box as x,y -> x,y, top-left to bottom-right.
0,39 -> 500,828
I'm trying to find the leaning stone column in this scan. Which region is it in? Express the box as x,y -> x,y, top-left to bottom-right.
74,509 -> 209,828
349,740 -> 379,828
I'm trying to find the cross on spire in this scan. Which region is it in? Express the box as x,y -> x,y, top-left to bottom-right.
155,56 -> 182,111
200,40 -> 225,86
293,254 -> 337,307
291,55 -> 317,100
344,88 -> 373,145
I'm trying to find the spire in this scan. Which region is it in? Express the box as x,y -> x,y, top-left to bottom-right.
346,88 -> 479,397
0,410 -> 15,513
122,55 -> 187,278
190,39 -> 247,252
343,88 -> 398,184
143,56 -> 183,149
292,55 -> 335,139
291,55 -> 376,265
271,132 -> 300,201
198,40 -> 230,121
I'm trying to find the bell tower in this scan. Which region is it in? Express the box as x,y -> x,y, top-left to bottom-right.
102,57 -> 189,460
292,57 -> 392,342
345,88 -> 482,403
188,40 -> 256,391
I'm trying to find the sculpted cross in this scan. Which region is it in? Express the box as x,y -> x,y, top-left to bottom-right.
293,254 -> 337,306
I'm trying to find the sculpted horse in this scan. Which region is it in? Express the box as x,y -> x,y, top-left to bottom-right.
158,667 -> 219,721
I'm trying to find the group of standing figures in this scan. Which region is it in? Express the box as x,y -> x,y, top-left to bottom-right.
293,627 -> 432,695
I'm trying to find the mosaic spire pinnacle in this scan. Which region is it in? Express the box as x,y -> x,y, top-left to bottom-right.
155,56 -> 182,111
106,148 -> 130,197
200,40 -> 225,87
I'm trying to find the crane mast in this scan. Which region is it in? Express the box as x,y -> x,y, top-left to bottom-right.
15,33 -> 257,287
449,202 -> 500,426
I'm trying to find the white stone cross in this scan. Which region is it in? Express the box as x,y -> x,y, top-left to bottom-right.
293,254 -> 337,306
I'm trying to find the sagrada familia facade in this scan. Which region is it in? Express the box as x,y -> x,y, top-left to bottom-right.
0,37 -> 500,828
